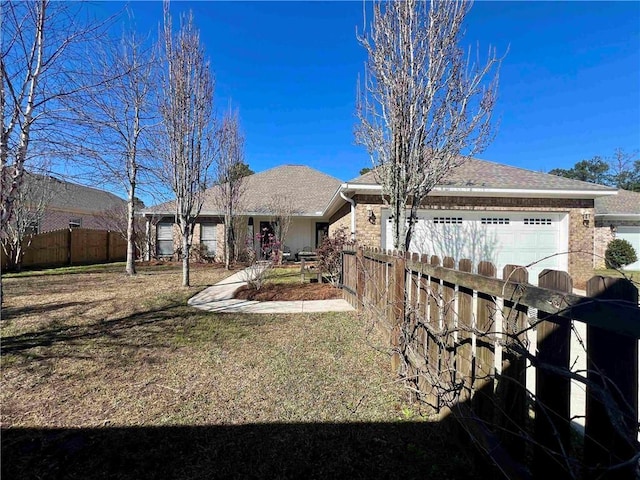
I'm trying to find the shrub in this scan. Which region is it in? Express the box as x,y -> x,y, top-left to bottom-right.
317,227 -> 353,287
605,238 -> 638,269
189,243 -> 215,263
242,231 -> 277,290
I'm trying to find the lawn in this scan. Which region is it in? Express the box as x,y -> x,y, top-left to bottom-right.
593,268 -> 640,287
1,263 -> 481,479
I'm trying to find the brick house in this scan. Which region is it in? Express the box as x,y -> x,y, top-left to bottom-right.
144,159 -> 618,286
143,165 -> 342,261
12,172 -> 127,233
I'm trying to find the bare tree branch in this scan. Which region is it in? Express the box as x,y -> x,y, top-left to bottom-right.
1,0 -> 113,231
355,0 -> 502,251
213,108 -> 247,270
68,19 -> 159,276
158,2 -> 215,287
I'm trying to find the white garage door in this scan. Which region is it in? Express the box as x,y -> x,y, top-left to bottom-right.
616,226 -> 640,270
383,210 -> 568,284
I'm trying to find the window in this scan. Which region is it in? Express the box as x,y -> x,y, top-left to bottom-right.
25,221 -> 39,235
433,217 -> 462,224
524,218 -> 552,225
200,223 -> 217,257
481,217 -> 510,225
156,222 -> 174,256
69,218 -> 82,228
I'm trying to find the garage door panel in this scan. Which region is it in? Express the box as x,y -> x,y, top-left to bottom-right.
616,227 -> 640,270
386,210 -> 566,284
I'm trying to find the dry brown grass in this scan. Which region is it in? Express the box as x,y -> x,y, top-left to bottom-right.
1,263 -> 483,479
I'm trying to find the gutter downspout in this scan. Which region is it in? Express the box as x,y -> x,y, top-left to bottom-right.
339,190 -> 356,241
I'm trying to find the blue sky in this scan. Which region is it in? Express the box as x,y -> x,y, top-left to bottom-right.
90,1 -> 639,194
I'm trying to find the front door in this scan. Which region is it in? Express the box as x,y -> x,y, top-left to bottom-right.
316,222 -> 329,248
259,221 -> 276,259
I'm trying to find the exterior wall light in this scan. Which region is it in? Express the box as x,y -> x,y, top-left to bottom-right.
366,206 -> 376,224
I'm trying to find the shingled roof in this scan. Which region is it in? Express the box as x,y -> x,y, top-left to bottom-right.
148,165 -> 343,216
24,172 -> 126,212
595,189 -> 640,216
349,158 -> 615,192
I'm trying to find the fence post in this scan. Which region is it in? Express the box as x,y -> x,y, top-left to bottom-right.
390,252 -> 406,373
534,269 -> 572,479
457,259 -> 474,403
497,265 -> 529,464
67,228 -> 72,266
474,261 -> 497,428
585,276 -> 638,480
356,247 -> 364,308
423,256 -> 441,412
106,231 -> 111,262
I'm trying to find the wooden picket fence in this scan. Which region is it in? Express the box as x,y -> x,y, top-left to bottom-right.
342,247 -> 640,479
1,229 -> 127,270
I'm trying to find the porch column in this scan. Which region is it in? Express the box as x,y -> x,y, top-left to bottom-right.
145,216 -> 151,261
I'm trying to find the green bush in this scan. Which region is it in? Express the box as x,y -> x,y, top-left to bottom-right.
605,238 -> 638,269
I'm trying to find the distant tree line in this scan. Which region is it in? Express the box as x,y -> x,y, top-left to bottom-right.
549,148 -> 639,191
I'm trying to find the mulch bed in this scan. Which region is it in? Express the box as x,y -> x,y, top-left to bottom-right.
234,282 -> 341,301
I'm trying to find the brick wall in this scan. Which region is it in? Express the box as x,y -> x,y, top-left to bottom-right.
40,207 -> 117,232
329,194 -> 597,287
328,203 -> 350,237
150,215 -> 252,262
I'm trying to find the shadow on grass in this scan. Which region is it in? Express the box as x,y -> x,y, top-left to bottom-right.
1,303 -> 279,359
2,420 -> 486,480
0,305 -> 180,355
1,301 -> 91,322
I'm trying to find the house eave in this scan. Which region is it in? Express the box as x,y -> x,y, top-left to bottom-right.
139,210 -> 328,219
342,183 -> 616,199
595,214 -> 640,221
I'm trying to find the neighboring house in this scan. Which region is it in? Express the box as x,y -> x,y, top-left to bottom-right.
22,173 -> 127,233
594,189 -> 640,270
143,159 -> 618,286
143,165 -> 342,260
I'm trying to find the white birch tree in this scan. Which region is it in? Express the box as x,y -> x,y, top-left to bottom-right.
356,0 -> 501,251
1,169 -> 52,271
159,4 -> 215,287
1,0 -> 110,232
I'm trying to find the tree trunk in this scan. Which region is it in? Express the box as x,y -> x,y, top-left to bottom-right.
224,214 -> 232,270
126,183 -> 137,275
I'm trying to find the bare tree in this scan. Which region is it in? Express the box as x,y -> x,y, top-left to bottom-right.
356,0 -> 501,251
266,193 -> 296,264
71,24 -> 158,276
159,4 -> 215,287
1,0 -> 110,232
214,109 -> 247,270
1,169 -> 52,271
607,148 -> 640,192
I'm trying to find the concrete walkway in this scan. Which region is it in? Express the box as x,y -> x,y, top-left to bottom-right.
187,265 -> 355,314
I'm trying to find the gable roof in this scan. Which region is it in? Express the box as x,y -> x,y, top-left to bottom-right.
23,172 -> 126,212
595,189 -> 640,217
147,165 -> 343,217
349,158 -> 615,193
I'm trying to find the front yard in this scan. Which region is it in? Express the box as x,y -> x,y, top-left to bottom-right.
1,264 -> 479,479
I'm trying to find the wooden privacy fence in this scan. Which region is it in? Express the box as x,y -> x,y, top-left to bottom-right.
342,247 -> 640,479
1,229 -> 127,270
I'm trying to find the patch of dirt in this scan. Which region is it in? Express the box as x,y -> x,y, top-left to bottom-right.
234,281 -> 341,301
